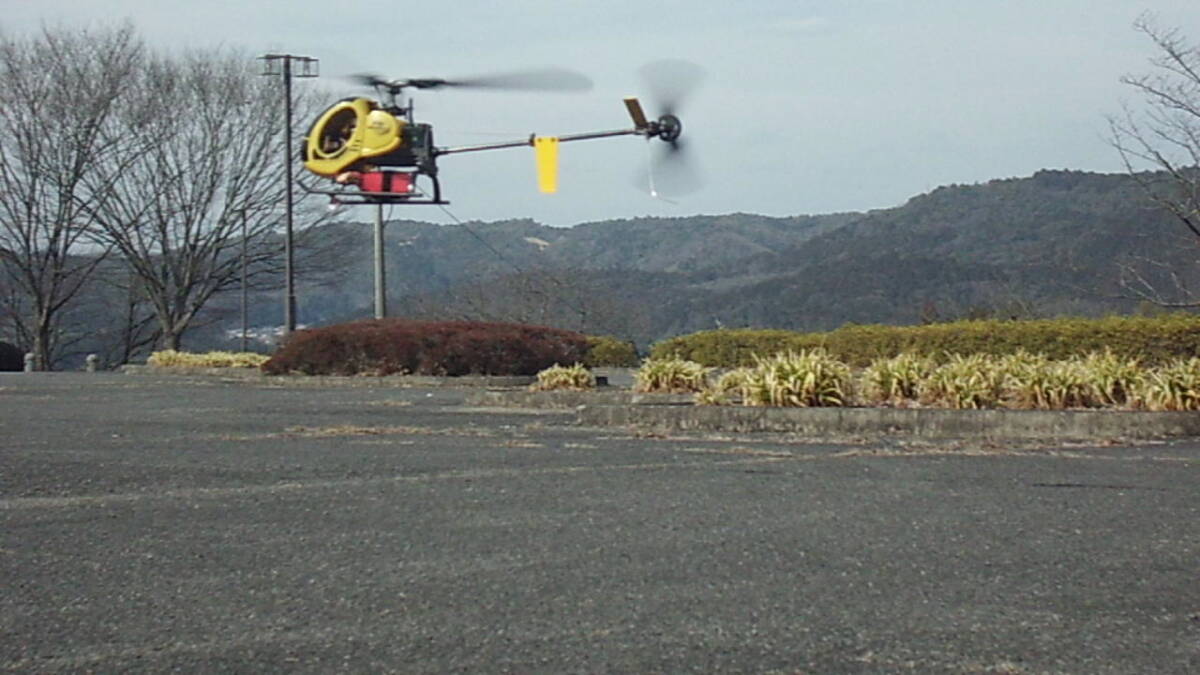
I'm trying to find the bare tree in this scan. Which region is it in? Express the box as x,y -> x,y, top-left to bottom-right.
1110,14 -> 1200,307
0,24 -> 144,369
86,49 -> 334,351
81,261 -> 161,366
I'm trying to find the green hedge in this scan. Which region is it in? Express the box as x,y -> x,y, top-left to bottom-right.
650,315 -> 1200,368
583,335 -> 640,368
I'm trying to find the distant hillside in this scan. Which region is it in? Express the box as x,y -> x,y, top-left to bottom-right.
370,211 -> 852,290
304,212 -> 854,323
207,170 -> 1198,350
694,170 -> 1190,333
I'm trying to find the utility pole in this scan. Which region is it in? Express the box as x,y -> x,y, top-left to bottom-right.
240,210 -> 249,351
258,53 -> 318,335
374,204 -> 387,319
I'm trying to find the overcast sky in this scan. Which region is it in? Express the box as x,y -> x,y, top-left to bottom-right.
5,1 -> 1199,226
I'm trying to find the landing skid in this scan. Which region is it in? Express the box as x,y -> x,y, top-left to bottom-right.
302,173 -> 446,205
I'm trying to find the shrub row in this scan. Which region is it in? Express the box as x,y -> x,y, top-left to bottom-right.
650,315 -> 1200,367
636,350 -> 1200,411
262,319 -> 590,376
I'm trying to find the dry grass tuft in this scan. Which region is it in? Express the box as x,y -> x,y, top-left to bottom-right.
634,356 -> 712,393
531,363 -> 596,391
148,350 -> 269,369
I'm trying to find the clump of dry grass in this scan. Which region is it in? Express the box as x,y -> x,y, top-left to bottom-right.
1132,357 -> 1200,411
531,363 -> 596,391
694,368 -> 754,405
148,350 -> 269,368
634,356 -> 712,393
859,353 -> 936,406
919,353 -> 1010,409
741,349 -> 852,407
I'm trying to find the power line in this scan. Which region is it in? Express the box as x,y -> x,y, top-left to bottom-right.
433,203 -> 591,323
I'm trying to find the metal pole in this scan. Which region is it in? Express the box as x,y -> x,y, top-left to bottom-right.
282,58 -> 296,335
241,211 -> 248,351
259,53 -> 317,335
374,203 -> 387,319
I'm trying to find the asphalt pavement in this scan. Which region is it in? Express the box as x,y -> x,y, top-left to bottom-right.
2,372 -> 1198,673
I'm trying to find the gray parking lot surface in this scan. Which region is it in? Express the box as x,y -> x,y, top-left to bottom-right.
2,372 -> 1198,673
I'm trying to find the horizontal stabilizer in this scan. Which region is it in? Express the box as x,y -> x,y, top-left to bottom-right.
624,97 -> 649,129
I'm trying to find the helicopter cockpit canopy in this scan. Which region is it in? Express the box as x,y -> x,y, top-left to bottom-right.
303,98 -> 435,179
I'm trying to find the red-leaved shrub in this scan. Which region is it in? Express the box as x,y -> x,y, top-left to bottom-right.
261,319 -> 590,376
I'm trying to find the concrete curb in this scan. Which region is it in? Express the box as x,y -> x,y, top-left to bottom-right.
121,365 -> 265,378
575,403 -> 1200,440
120,365 -> 535,388
465,388 -> 1200,440
465,390 -> 693,408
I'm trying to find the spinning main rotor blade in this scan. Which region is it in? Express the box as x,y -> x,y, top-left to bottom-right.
436,68 -> 593,91
350,68 -> 592,93
347,73 -> 397,89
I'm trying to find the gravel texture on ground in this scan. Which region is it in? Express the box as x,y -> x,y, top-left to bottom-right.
2,373 -> 1198,673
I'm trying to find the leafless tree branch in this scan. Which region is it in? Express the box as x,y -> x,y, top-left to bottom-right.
1109,13 -> 1200,307
0,24 -> 144,368
84,48 -> 337,350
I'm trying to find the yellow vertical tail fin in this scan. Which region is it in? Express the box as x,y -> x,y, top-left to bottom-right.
534,136 -> 559,193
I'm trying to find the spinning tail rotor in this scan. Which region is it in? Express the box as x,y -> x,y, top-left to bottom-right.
630,59 -> 705,198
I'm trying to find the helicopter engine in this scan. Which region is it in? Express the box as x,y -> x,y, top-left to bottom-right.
303,98 -> 436,180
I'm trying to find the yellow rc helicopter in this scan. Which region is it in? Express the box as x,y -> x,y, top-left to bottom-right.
301,63 -> 699,205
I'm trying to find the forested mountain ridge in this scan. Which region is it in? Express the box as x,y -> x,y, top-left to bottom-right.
330,211 -> 856,301
38,169 -> 1195,363
705,170 -> 1184,331
298,169 -> 1187,347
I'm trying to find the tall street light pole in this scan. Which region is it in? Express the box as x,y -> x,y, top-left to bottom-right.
259,53 -> 318,335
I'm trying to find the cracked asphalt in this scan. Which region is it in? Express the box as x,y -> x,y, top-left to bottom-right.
2,372 -> 1198,673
